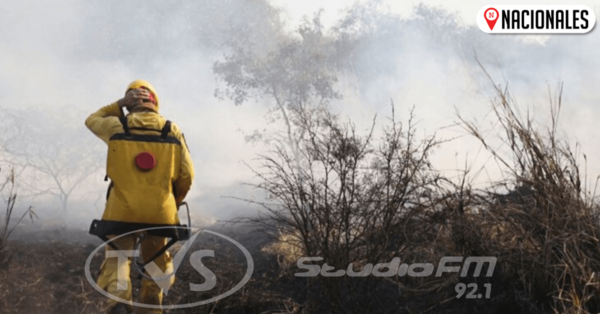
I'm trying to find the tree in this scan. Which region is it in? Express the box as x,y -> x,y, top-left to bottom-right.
213,13 -> 344,157
0,106 -> 104,211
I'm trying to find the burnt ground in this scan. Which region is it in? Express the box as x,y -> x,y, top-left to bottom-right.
0,226 -> 548,314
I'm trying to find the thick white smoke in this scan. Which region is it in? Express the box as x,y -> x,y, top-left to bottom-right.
1,0 -> 598,234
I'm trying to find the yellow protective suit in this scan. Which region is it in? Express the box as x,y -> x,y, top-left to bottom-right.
86,81 -> 194,314
97,233 -> 174,314
86,102 -> 194,221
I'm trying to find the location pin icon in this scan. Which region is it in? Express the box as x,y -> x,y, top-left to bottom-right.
484,8 -> 499,30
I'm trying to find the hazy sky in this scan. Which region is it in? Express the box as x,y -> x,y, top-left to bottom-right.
270,0 -> 600,28
2,0 -> 600,226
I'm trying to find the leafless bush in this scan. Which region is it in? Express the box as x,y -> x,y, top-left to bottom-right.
458,66 -> 600,313
233,61 -> 600,313
239,105 -> 447,311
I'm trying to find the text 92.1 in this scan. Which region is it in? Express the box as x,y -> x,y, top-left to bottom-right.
455,283 -> 491,299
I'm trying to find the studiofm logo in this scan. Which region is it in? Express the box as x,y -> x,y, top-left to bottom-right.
295,256 -> 496,278
84,227 -> 254,310
477,5 -> 596,33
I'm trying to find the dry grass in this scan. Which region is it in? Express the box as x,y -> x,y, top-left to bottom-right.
454,65 -> 600,313
0,167 -> 37,266
244,65 -> 600,313
261,229 -> 305,269
0,237 -> 105,314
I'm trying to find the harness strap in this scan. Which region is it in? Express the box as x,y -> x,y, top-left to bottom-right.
101,235 -> 120,251
136,236 -> 180,267
129,127 -> 162,133
160,120 -> 171,140
118,115 -> 131,137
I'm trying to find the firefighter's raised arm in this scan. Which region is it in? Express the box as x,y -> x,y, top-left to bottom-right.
84,102 -> 123,144
85,85 -> 157,144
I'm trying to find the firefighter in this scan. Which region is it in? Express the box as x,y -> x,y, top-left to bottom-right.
85,80 -> 194,314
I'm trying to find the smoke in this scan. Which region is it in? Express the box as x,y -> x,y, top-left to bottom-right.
325,3 -> 600,188
0,0 -> 267,235
1,0 -> 599,234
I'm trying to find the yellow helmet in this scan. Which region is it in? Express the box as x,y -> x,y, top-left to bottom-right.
126,79 -> 160,112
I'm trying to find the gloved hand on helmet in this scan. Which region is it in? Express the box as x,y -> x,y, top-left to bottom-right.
117,87 -> 157,113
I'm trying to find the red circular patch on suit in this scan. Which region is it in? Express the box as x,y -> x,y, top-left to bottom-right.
135,152 -> 156,170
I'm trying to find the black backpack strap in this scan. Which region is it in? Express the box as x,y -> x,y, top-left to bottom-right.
137,236 -> 179,267
129,127 -> 162,133
160,120 -> 172,140
118,115 -> 131,137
